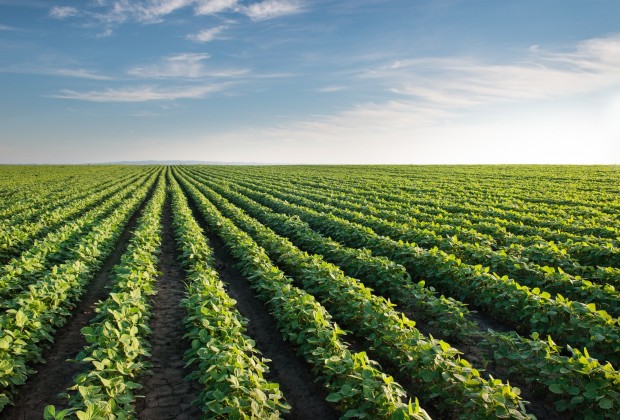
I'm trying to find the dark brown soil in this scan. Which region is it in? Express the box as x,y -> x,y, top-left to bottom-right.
135,199 -> 202,420
185,195 -> 340,420
517,391 -> 562,420
466,310 -> 514,333
2,183 -> 156,419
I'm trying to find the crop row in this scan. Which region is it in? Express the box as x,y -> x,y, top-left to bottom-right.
0,166 -> 146,227
222,165 -> 618,222
327,187 -> 620,289
169,172 -> 290,418
185,171 -> 475,340
47,171 -> 167,418
209,168 -> 619,272
188,170 -> 620,365
204,166 -> 619,244
0,166 -> 145,221
175,170 -> 430,419
236,178 -> 620,316
0,169 -> 158,412
0,173 -> 153,304
0,168 -> 157,264
178,169 -> 528,419
208,168 -> 620,274
184,170 -> 620,418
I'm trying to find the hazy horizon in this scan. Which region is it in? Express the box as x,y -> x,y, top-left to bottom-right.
1,1 -> 619,164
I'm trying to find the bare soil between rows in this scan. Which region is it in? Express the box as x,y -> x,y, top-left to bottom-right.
2,184 -> 156,420
184,188 -> 340,420
135,198 -> 202,420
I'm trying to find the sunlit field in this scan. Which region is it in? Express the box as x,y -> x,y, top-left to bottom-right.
0,165 -> 618,419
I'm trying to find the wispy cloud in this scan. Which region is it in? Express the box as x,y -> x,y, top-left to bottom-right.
127,52 -> 248,78
88,0 -> 194,24
96,27 -> 114,38
194,0 -> 237,15
169,52 -> 212,62
128,52 -> 209,78
360,35 -> 620,109
242,0 -> 303,21
268,100 -> 454,139
53,83 -> 228,102
0,66 -> 113,80
316,85 -> 345,93
84,0 -> 304,25
249,34 -> 620,151
186,25 -> 227,42
37,0 -> 311,42
0,24 -> 19,31
49,6 -> 78,19
134,0 -> 195,22
52,68 -> 114,80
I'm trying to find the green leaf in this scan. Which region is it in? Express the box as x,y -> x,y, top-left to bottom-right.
326,392 -> 343,402
549,384 -> 563,394
0,394 -> 10,411
81,326 -> 94,336
76,411 -> 90,420
15,310 -> 27,328
599,398 -> 613,410
390,409 -> 406,420
439,340 -> 451,352
419,370 -> 435,383
43,405 -> 56,420
555,400 -> 568,412
570,395 -> 584,405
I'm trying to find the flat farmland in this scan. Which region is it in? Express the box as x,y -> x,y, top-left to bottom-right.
0,165 -> 618,419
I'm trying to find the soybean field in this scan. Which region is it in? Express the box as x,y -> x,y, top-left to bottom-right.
0,164 -> 618,419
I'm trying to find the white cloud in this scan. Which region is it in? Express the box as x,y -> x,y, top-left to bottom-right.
92,0 -> 194,24
0,24 -> 17,31
265,100 -> 454,138
540,35 -> 620,72
96,27 -> 114,38
317,85 -> 345,93
52,0 -> 307,34
49,6 -> 78,19
186,25 -> 226,42
0,66 -> 113,80
359,35 -> 620,110
242,0 -> 303,21
194,0 -> 237,15
137,0 -> 194,22
127,52 -> 247,78
50,68 -> 114,80
168,52 -> 211,62
219,34 -> 620,164
53,83 -> 228,102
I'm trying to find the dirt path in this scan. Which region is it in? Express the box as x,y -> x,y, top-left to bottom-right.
135,199 -> 202,420
2,185 -> 156,420
185,197 -> 339,420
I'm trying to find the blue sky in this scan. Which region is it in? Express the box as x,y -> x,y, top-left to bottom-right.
1,0 -> 619,164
